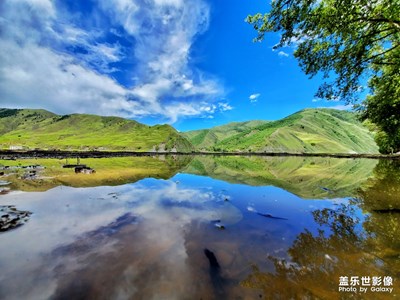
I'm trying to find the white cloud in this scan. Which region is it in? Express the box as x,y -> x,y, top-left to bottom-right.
218,102 -> 233,111
55,25 -> 125,73
160,101 -> 232,123
0,0 -> 226,123
249,93 -> 261,102
278,51 -> 289,57
99,0 -> 221,109
0,41 -> 130,116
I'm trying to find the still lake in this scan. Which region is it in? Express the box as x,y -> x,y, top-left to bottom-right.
0,155 -> 399,299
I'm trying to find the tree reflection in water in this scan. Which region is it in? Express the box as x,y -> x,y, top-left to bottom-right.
358,160 -> 400,279
242,160 -> 400,299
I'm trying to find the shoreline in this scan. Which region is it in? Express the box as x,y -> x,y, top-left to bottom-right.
0,150 -> 399,160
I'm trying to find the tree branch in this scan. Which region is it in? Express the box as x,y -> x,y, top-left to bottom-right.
371,61 -> 397,66
364,44 -> 400,63
369,30 -> 397,44
353,16 -> 400,30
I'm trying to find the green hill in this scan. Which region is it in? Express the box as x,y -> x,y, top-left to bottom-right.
0,108 -> 378,154
182,120 -> 269,150
183,109 -> 378,153
0,108 -> 193,152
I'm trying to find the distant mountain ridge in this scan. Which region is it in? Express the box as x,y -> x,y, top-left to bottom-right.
0,108 -> 193,152
182,108 -> 378,154
0,108 -> 378,153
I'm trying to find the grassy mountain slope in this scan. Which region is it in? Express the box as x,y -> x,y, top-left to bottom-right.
181,120 -> 269,150
183,109 -> 378,154
0,108 -> 193,152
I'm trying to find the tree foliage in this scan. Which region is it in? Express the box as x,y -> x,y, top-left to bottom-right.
361,63 -> 400,153
247,0 -> 400,153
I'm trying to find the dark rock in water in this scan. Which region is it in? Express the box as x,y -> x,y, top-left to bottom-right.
211,219 -> 226,229
74,166 -> 96,174
257,212 -> 288,220
247,206 -> 288,220
0,188 -> 10,195
21,171 -> 38,180
204,248 -> 226,297
18,165 -> 45,180
28,165 -> 44,170
214,223 -> 226,230
204,249 -> 220,269
64,164 -> 87,169
0,205 -> 32,232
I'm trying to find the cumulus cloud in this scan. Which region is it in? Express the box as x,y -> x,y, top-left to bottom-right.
0,0 -> 227,123
154,101 -> 232,123
249,93 -> 261,102
0,41 -> 130,116
218,102 -> 233,111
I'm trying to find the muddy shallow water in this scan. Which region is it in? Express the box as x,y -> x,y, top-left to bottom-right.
0,156 -> 399,299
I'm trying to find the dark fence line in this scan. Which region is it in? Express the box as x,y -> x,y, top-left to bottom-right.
0,150 -> 399,160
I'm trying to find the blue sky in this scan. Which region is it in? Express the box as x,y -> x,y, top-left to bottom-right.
0,0 -> 350,131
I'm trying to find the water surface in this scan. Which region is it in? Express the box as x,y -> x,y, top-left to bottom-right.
0,156 -> 398,299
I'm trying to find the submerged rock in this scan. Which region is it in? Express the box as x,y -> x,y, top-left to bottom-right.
214,223 -> 226,230
247,206 -> 288,220
74,166 -> 96,174
204,248 -> 226,297
204,248 -> 220,269
21,170 -> 38,180
0,205 -> 32,232
0,188 -> 10,195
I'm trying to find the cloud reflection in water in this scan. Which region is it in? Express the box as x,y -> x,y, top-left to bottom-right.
0,178 -> 246,299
